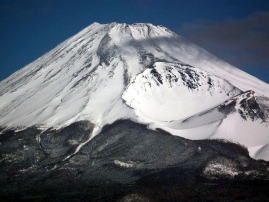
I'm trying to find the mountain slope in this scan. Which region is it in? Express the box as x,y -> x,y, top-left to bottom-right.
0,22 -> 268,160
122,61 -> 241,121
1,120 -> 269,200
160,91 -> 269,160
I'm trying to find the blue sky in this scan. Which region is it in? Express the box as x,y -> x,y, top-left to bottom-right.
0,0 -> 269,82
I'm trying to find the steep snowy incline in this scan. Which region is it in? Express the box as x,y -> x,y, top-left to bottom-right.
0,22 -> 268,130
122,61 -> 241,122
156,91 -> 269,159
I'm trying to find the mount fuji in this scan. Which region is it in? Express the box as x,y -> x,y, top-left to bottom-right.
0,22 -> 269,200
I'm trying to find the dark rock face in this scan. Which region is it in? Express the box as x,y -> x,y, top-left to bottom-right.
218,91 -> 269,122
0,120 -> 268,201
0,121 -> 94,190
40,121 -> 94,160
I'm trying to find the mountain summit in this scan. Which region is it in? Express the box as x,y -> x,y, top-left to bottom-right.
0,22 -> 269,160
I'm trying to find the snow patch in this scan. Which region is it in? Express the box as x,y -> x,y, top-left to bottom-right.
114,160 -> 135,168
203,159 -> 240,179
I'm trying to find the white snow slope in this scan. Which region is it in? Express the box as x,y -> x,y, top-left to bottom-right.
0,22 -> 268,160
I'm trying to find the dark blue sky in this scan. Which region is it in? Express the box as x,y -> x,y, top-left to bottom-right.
0,0 -> 269,82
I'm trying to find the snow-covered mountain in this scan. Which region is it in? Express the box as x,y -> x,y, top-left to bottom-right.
0,22 -> 269,160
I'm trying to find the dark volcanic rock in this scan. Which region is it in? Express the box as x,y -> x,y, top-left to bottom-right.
219,90 -> 269,122
0,120 -> 268,201
40,121 -> 94,160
